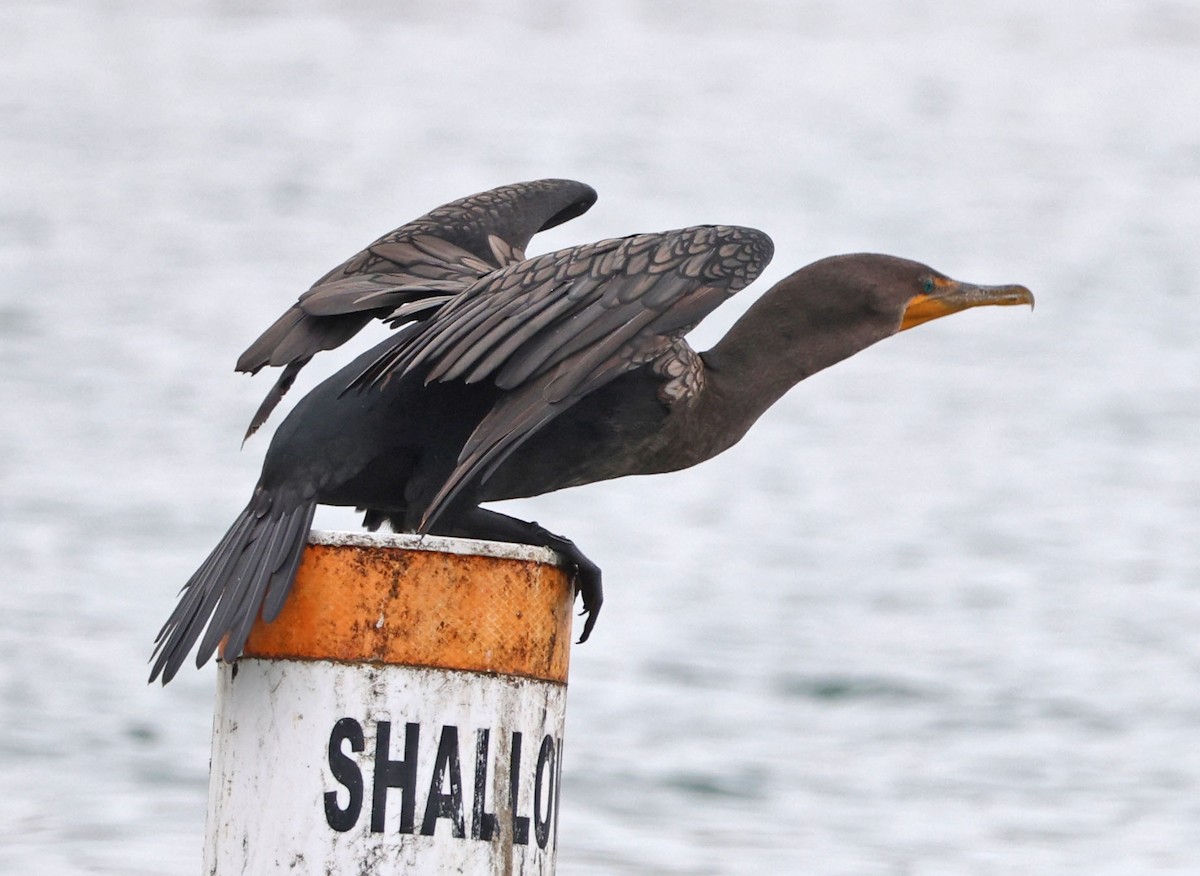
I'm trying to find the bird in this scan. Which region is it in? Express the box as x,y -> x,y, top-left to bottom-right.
151,188 -> 1033,685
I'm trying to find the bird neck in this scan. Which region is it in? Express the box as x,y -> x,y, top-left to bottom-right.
700,280 -> 890,433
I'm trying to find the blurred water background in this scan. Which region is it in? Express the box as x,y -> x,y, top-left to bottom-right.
2,1 -> 1199,873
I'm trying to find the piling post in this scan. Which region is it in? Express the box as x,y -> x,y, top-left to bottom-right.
203,530 -> 574,875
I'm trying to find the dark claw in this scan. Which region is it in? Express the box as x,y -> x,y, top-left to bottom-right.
431,508 -> 604,644
571,555 -> 603,644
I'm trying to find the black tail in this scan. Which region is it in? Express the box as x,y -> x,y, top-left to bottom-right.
150,489 -> 317,684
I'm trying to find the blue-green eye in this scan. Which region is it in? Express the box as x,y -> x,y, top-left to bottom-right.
921,278 -> 935,294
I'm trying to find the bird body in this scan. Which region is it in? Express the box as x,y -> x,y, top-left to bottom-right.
152,180 -> 1033,684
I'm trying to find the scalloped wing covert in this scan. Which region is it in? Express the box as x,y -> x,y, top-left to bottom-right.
351,224 -> 775,528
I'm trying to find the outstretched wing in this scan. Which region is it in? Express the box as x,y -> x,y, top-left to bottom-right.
352,224 -> 774,529
237,178 -> 598,436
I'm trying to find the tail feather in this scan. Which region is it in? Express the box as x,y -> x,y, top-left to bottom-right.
152,508 -> 259,648
219,503 -> 314,662
150,492 -> 316,684
193,522 -> 276,666
262,503 -> 317,623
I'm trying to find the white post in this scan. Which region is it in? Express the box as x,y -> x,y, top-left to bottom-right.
203,531 -> 573,875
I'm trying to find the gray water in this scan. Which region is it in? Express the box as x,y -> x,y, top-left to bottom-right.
2,1 -> 1198,873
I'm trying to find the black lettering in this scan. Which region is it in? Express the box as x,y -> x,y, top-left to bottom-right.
421,725 -> 465,837
371,721 -> 419,834
554,736 -> 563,850
509,731 -> 530,845
471,729 -> 498,841
533,734 -> 556,849
323,718 -> 364,832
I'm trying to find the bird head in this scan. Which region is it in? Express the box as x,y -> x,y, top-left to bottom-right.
791,253 -> 1034,342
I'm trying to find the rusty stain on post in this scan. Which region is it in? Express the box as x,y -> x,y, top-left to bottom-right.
238,532 -> 574,682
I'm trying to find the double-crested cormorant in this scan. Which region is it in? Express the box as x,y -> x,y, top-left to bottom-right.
151,180 -> 1033,684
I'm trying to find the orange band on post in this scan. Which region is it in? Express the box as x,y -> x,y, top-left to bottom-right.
239,532 -> 573,683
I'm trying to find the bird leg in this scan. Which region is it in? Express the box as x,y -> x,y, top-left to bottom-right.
434,506 -> 603,644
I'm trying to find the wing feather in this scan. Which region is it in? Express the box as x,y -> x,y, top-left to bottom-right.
459,294 -> 578,384
356,224 -> 774,529
237,180 -> 597,429
433,285 -> 574,384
